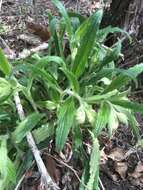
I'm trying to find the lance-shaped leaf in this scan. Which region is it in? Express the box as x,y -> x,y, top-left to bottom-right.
60,67 -> 80,93
93,102 -> 110,137
37,55 -> 66,68
56,98 -> 75,151
85,90 -> 118,103
12,113 -> 44,143
72,10 -> 103,77
108,107 -> 119,137
111,100 -> 143,114
0,137 -> 16,189
86,132 -> 100,190
0,48 -> 11,75
33,123 -> 55,144
0,78 -> 13,104
104,63 -> 143,93
52,0 -> 73,39
98,40 -> 121,71
97,26 -> 131,42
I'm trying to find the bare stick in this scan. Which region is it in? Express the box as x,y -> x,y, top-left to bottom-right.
99,177 -> 105,190
0,0 -> 2,11
14,91 -> 59,190
14,174 -> 25,190
18,42 -> 48,59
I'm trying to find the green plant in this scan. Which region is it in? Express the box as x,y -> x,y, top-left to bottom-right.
0,0 -> 143,189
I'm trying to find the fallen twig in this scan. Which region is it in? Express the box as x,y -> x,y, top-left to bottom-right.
99,177 -> 105,190
0,0 -> 2,11
14,174 -> 25,190
0,35 -> 48,60
14,92 -> 59,190
18,42 -> 49,59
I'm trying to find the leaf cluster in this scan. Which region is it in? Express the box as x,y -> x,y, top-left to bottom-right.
0,1 -> 143,189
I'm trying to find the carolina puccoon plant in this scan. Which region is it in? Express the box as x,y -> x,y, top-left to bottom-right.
0,0 -> 143,189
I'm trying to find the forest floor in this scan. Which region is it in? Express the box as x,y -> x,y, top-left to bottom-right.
1,1 -> 143,190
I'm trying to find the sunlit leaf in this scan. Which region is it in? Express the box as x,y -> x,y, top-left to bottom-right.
93,102 -> 109,137
111,100 -> 143,114
85,90 -> 118,103
0,48 -> 11,75
36,100 -> 57,110
0,78 -> 13,104
73,10 -> 103,77
108,107 -> 119,136
104,63 -> 143,93
98,40 -> 121,71
86,132 -> 100,190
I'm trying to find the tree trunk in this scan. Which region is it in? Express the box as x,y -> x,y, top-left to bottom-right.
104,0 -> 143,39
103,0 -> 143,68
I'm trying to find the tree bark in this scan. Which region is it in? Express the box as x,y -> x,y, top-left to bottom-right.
104,0 -> 143,39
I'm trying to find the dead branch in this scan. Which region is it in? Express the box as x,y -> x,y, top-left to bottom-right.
14,92 -> 59,190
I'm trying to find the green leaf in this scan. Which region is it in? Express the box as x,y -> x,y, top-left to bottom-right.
12,113 -> 44,143
116,112 -> 128,126
49,18 -> 62,56
76,105 -> 86,124
75,18 -> 90,42
97,26 -> 131,42
86,132 -> 100,190
0,48 -> 11,75
127,112 -> 140,140
52,0 -> 73,39
84,104 -> 96,125
0,137 -> 16,189
104,63 -> 143,93
33,124 -> 55,144
56,97 -> 75,151
0,138 -> 7,179
111,100 -> 143,114
85,90 -> 118,103
36,100 -> 57,110
98,40 -> 121,71
37,56 -> 66,68
68,11 -> 86,23
7,158 -> 16,183
93,102 -> 109,137
60,67 -> 79,92
108,107 -> 119,136
27,64 -> 60,90
79,162 -> 89,190
0,78 -> 13,104
72,10 -> 103,77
